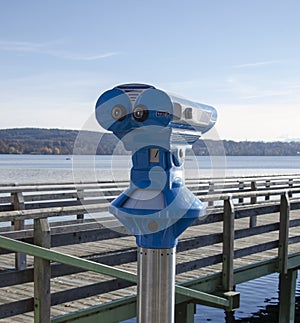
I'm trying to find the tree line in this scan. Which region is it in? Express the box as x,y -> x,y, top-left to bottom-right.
0,128 -> 300,156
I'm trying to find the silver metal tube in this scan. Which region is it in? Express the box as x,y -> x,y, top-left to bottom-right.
137,247 -> 176,323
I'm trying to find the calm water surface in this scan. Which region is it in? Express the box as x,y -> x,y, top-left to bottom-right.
1,154 -> 300,322
0,154 -> 300,184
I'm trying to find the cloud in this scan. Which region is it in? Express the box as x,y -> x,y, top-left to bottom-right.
240,90 -> 292,100
233,60 -> 282,68
223,72 -> 300,104
0,40 -> 118,61
0,40 -> 43,52
0,68 -> 118,130
217,103 -> 300,141
57,52 -> 118,61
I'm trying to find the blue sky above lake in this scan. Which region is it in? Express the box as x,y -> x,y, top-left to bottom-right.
0,0 -> 299,141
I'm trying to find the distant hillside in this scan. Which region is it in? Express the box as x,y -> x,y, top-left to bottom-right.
193,139 -> 300,156
0,128 -> 300,156
0,128 -> 77,155
0,128 -> 123,155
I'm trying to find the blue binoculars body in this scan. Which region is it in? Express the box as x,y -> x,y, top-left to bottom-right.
95,83 -> 217,248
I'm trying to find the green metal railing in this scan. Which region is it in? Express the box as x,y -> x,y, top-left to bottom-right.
0,227 -> 238,322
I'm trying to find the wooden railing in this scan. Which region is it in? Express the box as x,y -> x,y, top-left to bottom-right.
0,174 -> 300,322
1,174 -> 300,214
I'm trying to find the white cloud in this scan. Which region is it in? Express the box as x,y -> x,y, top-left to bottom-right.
0,40 -> 118,61
42,50 -> 119,61
0,70 -> 117,129
217,103 -> 300,141
0,40 -> 44,52
233,60 -> 282,68
0,98 -> 95,129
223,73 -> 300,105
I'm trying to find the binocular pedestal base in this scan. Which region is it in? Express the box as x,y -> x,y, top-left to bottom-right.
137,247 -> 176,323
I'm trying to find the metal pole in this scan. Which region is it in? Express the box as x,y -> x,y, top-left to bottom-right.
137,247 -> 176,323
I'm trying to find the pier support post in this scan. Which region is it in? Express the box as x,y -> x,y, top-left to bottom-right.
34,218 -> 51,323
278,193 -> 290,274
175,302 -> 195,323
222,197 -> 235,292
12,192 -> 27,270
278,192 -> 295,322
223,197 -> 235,319
279,269 -> 297,323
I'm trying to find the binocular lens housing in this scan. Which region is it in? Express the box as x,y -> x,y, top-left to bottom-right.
133,105 -> 148,122
111,105 -> 126,121
97,84 -> 217,135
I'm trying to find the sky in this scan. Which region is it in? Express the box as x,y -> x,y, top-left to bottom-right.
0,0 -> 300,141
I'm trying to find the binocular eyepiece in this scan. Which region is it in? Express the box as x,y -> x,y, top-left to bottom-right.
111,105 -> 126,121
132,105 -> 149,122
111,104 -> 149,122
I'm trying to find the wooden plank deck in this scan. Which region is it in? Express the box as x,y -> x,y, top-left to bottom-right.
0,175 -> 300,322
0,207 -> 299,322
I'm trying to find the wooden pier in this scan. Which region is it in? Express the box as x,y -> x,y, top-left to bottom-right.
0,174 -> 300,322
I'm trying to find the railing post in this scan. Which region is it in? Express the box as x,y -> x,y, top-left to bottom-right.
208,181 -> 214,207
265,180 -> 270,201
34,218 -> 51,323
76,189 -> 84,220
288,178 -> 293,198
238,181 -> 244,204
278,192 -> 295,322
12,191 -> 27,270
249,181 -> 257,227
222,196 -> 235,292
278,192 -> 290,275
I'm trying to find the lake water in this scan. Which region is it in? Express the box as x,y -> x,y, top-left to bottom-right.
0,154 -> 300,322
1,154 -> 300,184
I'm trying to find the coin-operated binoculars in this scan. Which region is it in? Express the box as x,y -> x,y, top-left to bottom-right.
95,83 -> 217,323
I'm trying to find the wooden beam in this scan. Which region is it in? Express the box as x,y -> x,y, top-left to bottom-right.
238,181 -> 244,204
175,302 -> 195,323
278,193 -> 290,274
288,178 -> 293,198
208,181 -> 214,207
250,181 -> 257,227
76,189 -> 84,220
34,218 -> 51,323
222,197 -> 235,291
265,180 -> 270,201
12,191 -> 27,270
279,269 -> 297,323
